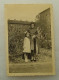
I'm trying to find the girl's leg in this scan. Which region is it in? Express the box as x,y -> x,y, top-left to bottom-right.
24,53 -> 28,62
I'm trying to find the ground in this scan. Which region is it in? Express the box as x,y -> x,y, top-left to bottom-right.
9,62 -> 52,73
9,48 -> 52,73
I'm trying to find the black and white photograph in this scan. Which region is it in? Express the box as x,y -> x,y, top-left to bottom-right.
5,4 -> 55,76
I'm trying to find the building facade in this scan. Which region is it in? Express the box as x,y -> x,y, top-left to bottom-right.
40,8 -> 51,40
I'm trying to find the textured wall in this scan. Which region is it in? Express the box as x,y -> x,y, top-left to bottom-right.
40,8 -> 51,40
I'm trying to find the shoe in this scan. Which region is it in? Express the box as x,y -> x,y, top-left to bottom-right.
34,60 -> 36,62
31,60 -> 33,62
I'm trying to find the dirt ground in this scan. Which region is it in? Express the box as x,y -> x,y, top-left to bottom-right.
9,62 -> 52,73
9,48 -> 52,73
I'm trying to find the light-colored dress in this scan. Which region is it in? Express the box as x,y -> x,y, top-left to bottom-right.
23,37 -> 31,53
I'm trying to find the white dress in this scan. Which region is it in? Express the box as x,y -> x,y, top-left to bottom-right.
23,37 -> 31,53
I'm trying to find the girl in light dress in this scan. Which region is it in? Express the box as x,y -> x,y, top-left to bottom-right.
23,31 -> 31,62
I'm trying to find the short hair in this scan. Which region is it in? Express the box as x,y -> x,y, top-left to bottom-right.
25,31 -> 30,37
25,33 -> 27,37
30,22 -> 35,26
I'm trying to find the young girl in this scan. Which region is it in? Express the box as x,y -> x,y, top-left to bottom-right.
23,31 -> 31,62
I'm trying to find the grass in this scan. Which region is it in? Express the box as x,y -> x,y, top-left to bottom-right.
9,48 -> 52,73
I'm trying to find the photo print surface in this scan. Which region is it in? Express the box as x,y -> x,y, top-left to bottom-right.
5,4 -> 55,76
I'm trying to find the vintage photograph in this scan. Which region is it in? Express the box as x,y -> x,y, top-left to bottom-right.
5,4 -> 55,76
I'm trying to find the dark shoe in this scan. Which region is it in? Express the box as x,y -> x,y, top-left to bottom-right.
31,60 -> 33,62
34,60 -> 36,62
